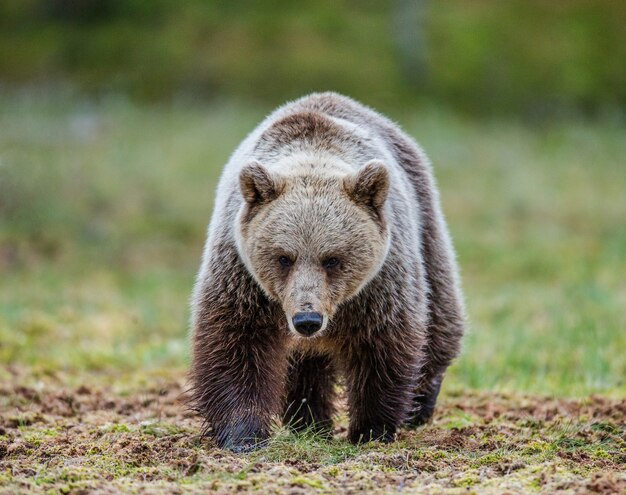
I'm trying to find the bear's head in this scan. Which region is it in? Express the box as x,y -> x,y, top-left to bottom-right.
235,159 -> 391,337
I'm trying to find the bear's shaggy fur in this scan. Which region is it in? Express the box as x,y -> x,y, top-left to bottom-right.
190,93 -> 465,451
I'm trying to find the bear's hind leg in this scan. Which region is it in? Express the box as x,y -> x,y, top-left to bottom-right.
409,372 -> 443,427
282,352 -> 336,435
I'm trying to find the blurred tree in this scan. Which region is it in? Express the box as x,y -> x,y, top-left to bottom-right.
0,0 -> 623,117
44,0 -> 118,23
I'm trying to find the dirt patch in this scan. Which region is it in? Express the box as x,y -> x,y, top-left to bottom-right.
0,377 -> 624,494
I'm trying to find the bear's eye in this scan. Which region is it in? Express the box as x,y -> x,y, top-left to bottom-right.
278,256 -> 293,268
323,257 -> 341,270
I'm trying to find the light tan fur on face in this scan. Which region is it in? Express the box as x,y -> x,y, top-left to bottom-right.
236,157 -> 390,337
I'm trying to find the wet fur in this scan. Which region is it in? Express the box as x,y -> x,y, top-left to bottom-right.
190,92 -> 465,450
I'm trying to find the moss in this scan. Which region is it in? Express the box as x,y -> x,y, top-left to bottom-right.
290,476 -> 326,489
522,440 -> 551,455
453,471 -> 480,488
106,423 -> 132,433
140,422 -> 186,437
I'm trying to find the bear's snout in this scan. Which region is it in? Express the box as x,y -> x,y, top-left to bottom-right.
292,312 -> 323,336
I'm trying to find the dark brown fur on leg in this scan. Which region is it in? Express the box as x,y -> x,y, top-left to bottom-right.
405,172 -> 464,427
410,371 -> 443,426
190,245 -> 289,452
191,319 -> 287,451
343,332 -> 422,444
282,353 -> 336,435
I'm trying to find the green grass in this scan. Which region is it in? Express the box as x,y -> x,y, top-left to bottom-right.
1,88 -> 625,493
1,91 -> 624,395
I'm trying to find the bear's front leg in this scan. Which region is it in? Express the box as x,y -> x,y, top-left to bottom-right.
344,337 -> 421,444
191,296 -> 288,452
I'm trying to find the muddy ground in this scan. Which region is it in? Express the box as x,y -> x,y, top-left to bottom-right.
0,372 -> 624,494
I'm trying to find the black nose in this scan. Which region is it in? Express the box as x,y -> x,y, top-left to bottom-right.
292,312 -> 323,336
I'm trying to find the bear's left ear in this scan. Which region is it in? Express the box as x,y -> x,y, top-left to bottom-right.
239,161 -> 283,205
343,160 -> 390,216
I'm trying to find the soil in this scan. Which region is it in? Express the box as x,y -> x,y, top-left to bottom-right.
1,375 -> 624,494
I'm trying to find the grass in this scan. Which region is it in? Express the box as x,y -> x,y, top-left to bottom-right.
0,91 -> 625,493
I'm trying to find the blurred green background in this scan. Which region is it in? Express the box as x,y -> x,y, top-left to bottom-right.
2,0 -> 626,115
0,1 -> 624,396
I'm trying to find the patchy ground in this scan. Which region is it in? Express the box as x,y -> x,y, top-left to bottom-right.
1,373 -> 624,494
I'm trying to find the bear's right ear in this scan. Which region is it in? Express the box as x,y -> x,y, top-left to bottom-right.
239,161 -> 283,205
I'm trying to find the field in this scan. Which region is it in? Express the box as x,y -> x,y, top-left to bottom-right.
1,92 -> 625,494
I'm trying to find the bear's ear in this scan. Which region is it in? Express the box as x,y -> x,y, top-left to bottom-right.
239,161 -> 283,205
343,160 -> 390,215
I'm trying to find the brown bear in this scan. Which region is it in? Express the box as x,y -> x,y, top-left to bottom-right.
190,92 -> 465,452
